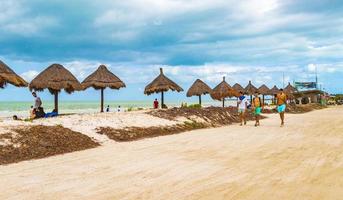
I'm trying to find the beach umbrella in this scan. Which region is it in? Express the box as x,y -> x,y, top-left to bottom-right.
144,68 -> 183,108
284,82 -> 297,100
186,79 -> 212,105
269,85 -> 280,95
210,76 -> 239,108
82,65 -> 126,112
29,64 -> 82,113
258,84 -> 270,104
0,60 -> 28,88
232,83 -> 245,93
244,80 -> 258,103
269,85 -> 279,105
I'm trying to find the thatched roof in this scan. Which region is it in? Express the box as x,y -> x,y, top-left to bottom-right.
210,77 -> 239,100
82,65 -> 126,90
232,83 -> 244,93
144,68 -> 183,95
0,60 -> 28,88
186,79 -> 212,97
284,82 -> 297,94
270,85 -> 279,95
258,84 -> 270,95
29,64 -> 82,94
244,81 -> 258,95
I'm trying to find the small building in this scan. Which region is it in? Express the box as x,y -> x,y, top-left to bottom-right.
293,90 -> 324,104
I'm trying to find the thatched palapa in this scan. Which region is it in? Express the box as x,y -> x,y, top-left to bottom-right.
0,60 -> 28,88
232,83 -> 244,93
269,85 -> 280,95
29,64 -> 82,112
244,81 -> 258,103
258,84 -> 270,104
284,82 -> 297,99
144,68 -> 183,108
210,76 -> 239,107
244,81 -> 258,95
186,79 -> 212,105
82,65 -> 126,112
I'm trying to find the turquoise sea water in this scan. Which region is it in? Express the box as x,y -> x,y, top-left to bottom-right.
0,100 -> 241,118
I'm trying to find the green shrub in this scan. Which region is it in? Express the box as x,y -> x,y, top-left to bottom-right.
187,104 -> 201,109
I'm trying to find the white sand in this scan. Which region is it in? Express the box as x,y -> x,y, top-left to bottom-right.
0,107 -> 343,199
0,110 -> 178,143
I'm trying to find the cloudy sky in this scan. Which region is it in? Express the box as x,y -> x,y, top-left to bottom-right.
1,0 -> 343,102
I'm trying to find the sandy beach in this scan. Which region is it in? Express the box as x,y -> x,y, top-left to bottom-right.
0,106 -> 342,199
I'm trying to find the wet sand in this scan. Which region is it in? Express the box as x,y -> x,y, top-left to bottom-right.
0,107 -> 342,200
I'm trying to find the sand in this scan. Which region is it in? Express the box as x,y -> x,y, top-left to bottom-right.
0,111 -> 178,143
0,107 -> 342,199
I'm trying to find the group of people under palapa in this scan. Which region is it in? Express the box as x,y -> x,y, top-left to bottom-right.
13,92 -> 59,120
237,89 -> 287,127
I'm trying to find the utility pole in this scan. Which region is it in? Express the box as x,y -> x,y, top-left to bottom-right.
316,66 -> 318,89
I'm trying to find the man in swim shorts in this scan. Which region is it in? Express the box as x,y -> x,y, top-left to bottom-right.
276,89 -> 287,127
252,92 -> 263,127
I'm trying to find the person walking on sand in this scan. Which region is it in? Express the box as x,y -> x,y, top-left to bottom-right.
276,89 -> 287,127
32,92 -> 42,110
237,91 -> 248,126
252,92 -> 263,127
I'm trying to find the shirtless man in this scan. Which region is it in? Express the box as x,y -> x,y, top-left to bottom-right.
276,89 -> 287,127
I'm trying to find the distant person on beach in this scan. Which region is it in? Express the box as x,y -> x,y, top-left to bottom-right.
32,92 -> 42,110
106,105 -> 110,112
117,105 -> 121,112
252,92 -> 263,127
276,89 -> 287,127
154,99 -> 159,109
237,91 -> 248,126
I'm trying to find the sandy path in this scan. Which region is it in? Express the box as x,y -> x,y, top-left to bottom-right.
0,107 -> 342,200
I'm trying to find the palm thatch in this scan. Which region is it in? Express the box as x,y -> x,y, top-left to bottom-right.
244,81 -> 258,104
258,84 -> 270,95
0,60 -> 28,88
29,64 -> 82,112
144,68 -> 183,108
82,65 -> 126,112
186,79 -> 212,105
284,82 -> 297,94
284,82 -> 297,99
269,85 -> 280,95
258,84 -> 271,105
244,81 -> 258,95
232,83 -> 245,93
210,76 -> 239,107
82,65 -> 126,90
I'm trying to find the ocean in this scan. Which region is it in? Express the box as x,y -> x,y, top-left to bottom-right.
0,100 -> 241,118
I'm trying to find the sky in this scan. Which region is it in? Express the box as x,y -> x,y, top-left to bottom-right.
1,0 -> 343,102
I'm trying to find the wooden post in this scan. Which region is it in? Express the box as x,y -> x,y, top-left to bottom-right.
263,95 -> 265,105
198,95 -> 202,105
54,91 -> 58,113
222,98 -> 225,108
100,88 -> 104,112
161,91 -> 164,109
